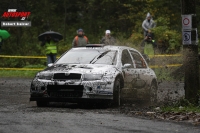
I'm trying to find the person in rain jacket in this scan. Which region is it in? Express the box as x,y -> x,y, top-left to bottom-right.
142,12 -> 156,37
72,29 -> 89,47
0,36 -> 3,53
100,30 -> 116,45
41,35 -> 58,66
140,31 -> 157,64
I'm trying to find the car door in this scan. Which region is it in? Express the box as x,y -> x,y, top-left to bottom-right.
121,49 -> 137,87
129,50 -> 150,90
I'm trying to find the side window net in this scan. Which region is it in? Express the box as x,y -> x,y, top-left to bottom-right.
130,50 -> 147,68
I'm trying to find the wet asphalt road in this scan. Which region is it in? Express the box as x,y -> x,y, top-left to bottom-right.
0,78 -> 199,133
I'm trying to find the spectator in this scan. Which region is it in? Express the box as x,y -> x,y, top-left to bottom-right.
100,30 -> 116,45
140,31 -> 157,65
41,35 -> 58,66
72,29 -> 89,47
0,36 -> 3,53
142,12 -> 156,37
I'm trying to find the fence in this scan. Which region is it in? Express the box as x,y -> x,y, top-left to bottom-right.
0,54 -> 183,71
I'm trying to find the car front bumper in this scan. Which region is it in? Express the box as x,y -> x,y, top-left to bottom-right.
30,96 -> 112,103
30,78 -> 114,102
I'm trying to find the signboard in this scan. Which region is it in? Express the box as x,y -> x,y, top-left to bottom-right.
182,31 -> 191,44
182,15 -> 192,29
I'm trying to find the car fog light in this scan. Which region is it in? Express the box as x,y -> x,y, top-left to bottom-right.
85,86 -> 93,92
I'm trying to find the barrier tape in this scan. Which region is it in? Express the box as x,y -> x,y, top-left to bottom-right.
149,54 -> 182,58
150,64 -> 182,68
0,54 -> 182,71
0,55 -> 46,59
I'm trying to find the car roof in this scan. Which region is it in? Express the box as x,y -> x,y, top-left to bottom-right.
71,44 -> 139,52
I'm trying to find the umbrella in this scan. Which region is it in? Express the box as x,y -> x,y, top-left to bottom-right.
0,29 -> 10,39
38,31 -> 63,41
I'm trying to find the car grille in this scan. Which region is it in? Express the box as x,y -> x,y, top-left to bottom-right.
47,85 -> 83,98
53,73 -> 81,80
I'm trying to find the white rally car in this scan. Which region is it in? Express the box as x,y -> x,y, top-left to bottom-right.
30,44 -> 158,107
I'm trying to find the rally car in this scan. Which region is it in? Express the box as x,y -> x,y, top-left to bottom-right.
30,44 -> 158,107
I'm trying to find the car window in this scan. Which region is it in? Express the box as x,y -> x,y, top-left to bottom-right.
129,50 -> 147,68
121,49 -> 133,66
56,49 -> 117,65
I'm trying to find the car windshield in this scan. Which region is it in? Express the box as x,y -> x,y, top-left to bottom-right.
56,48 -> 117,65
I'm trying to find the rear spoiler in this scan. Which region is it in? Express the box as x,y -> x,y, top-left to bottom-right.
86,44 -> 105,47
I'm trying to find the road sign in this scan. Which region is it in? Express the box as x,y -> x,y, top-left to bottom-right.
182,15 -> 192,29
182,31 -> 191,44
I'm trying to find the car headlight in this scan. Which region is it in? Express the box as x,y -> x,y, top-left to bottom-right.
38,72 -> 53,80
83,74 -> 103,81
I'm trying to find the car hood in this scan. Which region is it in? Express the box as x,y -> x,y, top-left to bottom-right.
41,64 -> 117,75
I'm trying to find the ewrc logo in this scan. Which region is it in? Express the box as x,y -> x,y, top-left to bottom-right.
2,9 -> 31,20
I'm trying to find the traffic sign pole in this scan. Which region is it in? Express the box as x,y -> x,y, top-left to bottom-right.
181,0 -> 199,104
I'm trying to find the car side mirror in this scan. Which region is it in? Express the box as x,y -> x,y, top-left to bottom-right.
48,63 -> 53,67
122,63 -> 131,69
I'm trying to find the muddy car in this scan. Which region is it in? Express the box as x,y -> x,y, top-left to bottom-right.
30,44 -> 158,107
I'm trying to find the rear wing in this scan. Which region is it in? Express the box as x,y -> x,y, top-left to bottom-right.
86,44 -> 105,47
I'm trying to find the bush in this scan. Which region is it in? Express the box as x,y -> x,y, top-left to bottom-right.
151,17 -> 182,54
128,32 -> 144,46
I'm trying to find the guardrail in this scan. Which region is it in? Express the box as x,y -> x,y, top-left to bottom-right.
0,54 -> 182,71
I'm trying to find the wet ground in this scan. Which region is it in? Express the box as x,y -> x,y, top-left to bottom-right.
0,78 -> 200,133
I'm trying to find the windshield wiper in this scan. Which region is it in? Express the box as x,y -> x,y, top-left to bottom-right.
89,54 -> 99,64
90,50 -> 111,64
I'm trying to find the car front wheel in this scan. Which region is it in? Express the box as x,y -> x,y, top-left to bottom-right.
149,80 -> 158,105
112,77 -> 121,107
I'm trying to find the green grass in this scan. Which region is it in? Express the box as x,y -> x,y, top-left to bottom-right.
160,98 -> 200,113
23,64 -> 45,68
0,64 -> 45,78
0,70 -> 38,78
154,67 -> 184,81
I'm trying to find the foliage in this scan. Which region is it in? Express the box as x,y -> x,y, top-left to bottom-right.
128,31 -> 144,47
151,17 -> 182,53
0,0 -> 200,67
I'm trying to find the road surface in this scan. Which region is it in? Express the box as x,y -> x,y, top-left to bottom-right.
0,78 -> 199,133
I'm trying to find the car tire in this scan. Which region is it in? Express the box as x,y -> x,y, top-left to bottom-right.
149,80 -> 158,105
36,101 -> 48,107
112,77 -> 121,107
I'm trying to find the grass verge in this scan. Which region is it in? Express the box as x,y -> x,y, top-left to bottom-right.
0,70 -> 38,78
160,98 -> 200,113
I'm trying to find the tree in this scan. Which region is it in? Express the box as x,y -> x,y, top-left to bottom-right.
181,0 -> 199,104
